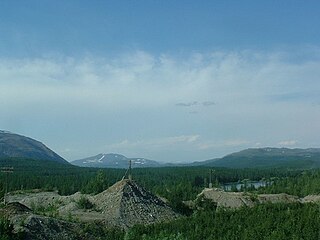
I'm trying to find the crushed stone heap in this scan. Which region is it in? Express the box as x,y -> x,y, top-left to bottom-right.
196,188 -> 300,209
94,179 -> 179,228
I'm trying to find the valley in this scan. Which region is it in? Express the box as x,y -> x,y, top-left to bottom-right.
1,131 -> 320,239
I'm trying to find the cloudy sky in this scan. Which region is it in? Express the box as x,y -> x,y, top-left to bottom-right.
1,1 -> 320,162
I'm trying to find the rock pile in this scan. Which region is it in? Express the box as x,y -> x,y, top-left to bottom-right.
1,203 -> 86,240
94,179 -> 179,228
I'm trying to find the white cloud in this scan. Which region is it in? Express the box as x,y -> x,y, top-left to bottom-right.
278,140 -> 297,146
1,49 -> 319,110
0,48 -> 319,161
106,135 -> 200,151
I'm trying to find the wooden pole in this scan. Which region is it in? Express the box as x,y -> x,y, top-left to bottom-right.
128,160 -> 132,181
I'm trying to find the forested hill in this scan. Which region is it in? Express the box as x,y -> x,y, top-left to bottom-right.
0,130 -> 68,164
194,147 -> 320,169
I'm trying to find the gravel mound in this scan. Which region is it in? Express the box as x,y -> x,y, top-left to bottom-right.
197,188 -> 301,208
200,188 -> 255,208
94,179 -> 179,228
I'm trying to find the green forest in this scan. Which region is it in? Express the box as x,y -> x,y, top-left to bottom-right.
126,202 -> 320,240
1,158 -> 320,239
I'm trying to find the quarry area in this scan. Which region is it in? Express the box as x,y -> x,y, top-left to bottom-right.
3,179 -> 179,239
3,180 -> 320,239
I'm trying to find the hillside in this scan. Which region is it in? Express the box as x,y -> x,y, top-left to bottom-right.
71,153 -> 161,168
0,130 -> 68,164
195,147 -> 320,169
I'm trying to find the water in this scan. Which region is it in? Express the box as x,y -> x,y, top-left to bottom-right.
222,180 -> 269,191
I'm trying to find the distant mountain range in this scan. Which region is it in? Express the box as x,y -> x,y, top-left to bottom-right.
71,153 -> 161,168
72,147 -> 320,169
0,130 -> 68,164
1,130 -> 320,170
192,147 -> 320,169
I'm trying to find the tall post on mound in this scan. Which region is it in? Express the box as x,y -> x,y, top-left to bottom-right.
209,169 -> 213,188
121,159 -> 133,181
128,159 -> 132,181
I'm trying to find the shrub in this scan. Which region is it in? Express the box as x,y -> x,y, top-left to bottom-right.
76,196 -> 94,210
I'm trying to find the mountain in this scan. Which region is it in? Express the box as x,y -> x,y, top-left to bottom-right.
71,153 -> 161,168
73,148 -> 320,169
0,130 -> 68,164
193,147 -> 320,169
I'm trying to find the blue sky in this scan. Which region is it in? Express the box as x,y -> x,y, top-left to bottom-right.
1,1 -> 320,162
1,1 -> 320,56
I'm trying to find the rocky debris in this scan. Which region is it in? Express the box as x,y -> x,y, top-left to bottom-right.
195,188 -> 318,209
14,214 -> 83,240
2,202 -> 32,215
1,202 -> 89,240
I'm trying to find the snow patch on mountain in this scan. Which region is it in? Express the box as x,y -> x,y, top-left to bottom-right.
72,153 -> 161,168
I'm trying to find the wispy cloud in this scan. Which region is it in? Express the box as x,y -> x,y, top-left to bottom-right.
202,101 -> 215,106
108,134 -> 200,149
176,101 -> 215,107
104,135 -> 201,158
198,139 -> 250,150
175,101 -> 198,107
1,49 -> 319,110
278,140 -> 297,146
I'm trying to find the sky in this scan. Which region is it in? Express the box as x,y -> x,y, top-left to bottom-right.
0,1 -> 320,162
